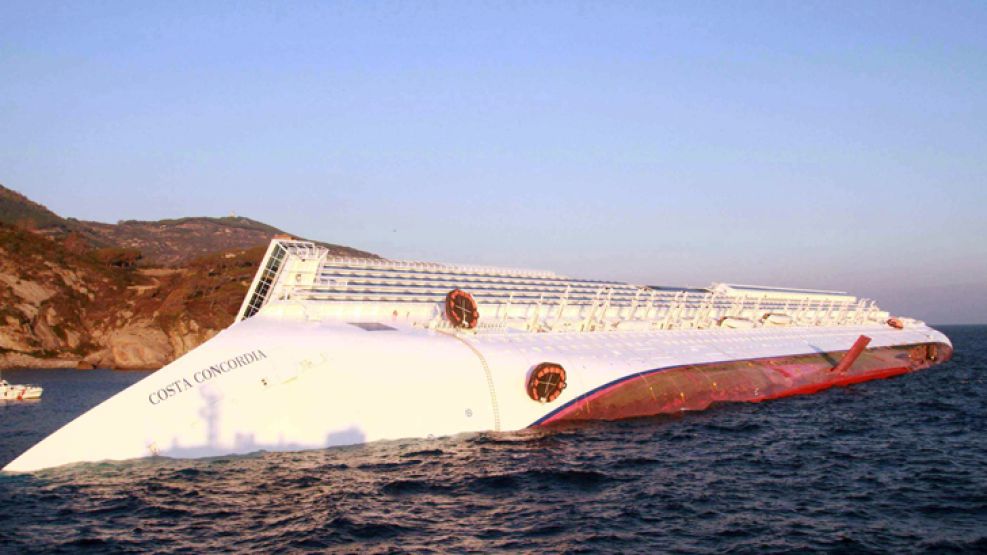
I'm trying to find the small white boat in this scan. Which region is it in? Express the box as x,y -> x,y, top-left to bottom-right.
0,379 -> 43,401
717,316 -> 756,329
760,313 -> 794,326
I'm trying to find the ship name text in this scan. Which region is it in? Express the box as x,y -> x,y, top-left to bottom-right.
148,350 -> 268,406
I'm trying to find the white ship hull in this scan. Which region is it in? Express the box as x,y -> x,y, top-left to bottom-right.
3,240 -> 953,473
3,312 -> 949,472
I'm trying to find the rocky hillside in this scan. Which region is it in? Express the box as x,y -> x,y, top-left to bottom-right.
0,185 -> 375,370
0,185 -> 72,231
0,184 -> 374,266
80,217 -> 322,267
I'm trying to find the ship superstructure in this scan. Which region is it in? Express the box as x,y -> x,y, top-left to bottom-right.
3,239 -> 951,472
237,240 -> 892,332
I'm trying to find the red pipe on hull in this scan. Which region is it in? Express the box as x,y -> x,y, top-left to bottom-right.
831,335 -> 872,374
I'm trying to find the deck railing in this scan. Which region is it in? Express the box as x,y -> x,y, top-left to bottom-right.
240,239 -> 888,330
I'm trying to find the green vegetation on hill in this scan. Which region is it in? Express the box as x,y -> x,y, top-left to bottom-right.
117,215 -> 284,234
0,184 -> 376,266
0,183 -> 74,230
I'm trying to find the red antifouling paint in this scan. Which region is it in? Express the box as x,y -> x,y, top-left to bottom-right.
831,335 -> 872,373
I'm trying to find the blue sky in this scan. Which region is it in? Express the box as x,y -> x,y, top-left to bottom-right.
1,1 -> 985,323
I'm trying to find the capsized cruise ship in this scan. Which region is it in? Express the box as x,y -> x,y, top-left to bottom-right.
3,239 -> 952,472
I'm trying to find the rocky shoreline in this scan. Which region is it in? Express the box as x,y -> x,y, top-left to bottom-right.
0,352 -> 89,370
0,184 -> 374,371
0,354 -> 156,371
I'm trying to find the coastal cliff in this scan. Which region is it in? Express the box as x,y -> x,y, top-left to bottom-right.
0,185 -> 374,370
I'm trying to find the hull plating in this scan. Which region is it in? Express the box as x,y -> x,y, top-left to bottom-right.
534,342 -> 952,426
2,316 -> 953,473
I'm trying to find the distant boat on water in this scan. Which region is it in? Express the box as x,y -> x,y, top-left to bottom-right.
0,375 -> 43,401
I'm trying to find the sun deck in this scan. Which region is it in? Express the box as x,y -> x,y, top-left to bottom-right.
237,239 -> 893,332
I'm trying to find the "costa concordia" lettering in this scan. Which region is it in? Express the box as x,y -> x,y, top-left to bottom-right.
147,350 -> 268,406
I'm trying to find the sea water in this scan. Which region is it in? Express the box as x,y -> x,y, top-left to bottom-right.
1,326 -> 984,553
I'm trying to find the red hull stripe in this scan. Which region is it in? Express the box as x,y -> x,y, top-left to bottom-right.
529,342 -> 948,427
755,366 -> 910,401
